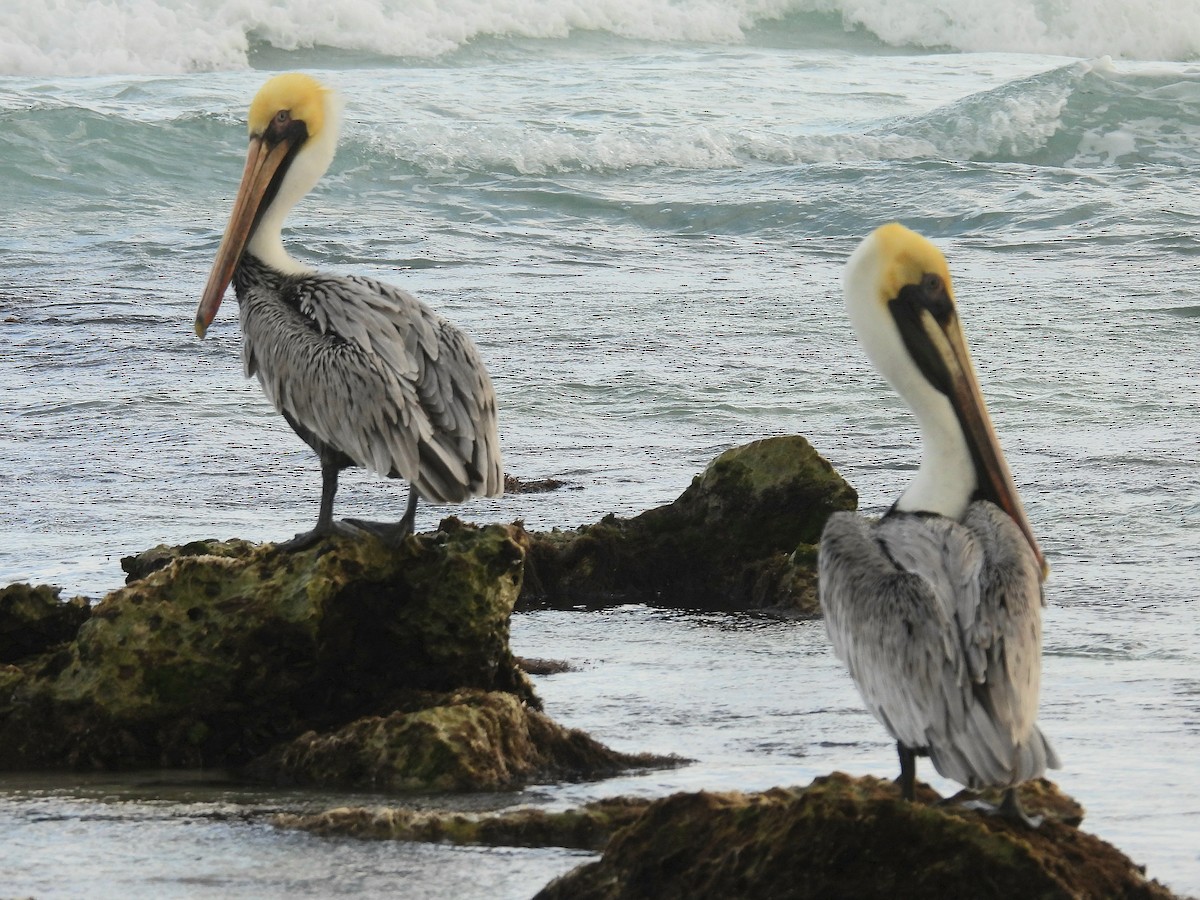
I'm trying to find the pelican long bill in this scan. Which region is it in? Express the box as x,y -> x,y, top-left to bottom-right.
195,134 -> 298,338
906,304 -> 1048,581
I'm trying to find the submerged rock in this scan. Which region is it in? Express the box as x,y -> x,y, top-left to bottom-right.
534,773 -> 1180,900
276,795 -> 654,850
504,474 -> 568,494
521,435 -> 857,614
0,521 -> 657,788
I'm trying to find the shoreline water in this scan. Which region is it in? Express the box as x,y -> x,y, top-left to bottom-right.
2,8 -> 1199,895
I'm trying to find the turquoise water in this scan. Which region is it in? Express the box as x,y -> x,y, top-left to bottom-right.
1,2 -> 1199,896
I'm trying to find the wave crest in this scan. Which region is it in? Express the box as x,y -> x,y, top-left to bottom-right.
1,0 -> 1197,76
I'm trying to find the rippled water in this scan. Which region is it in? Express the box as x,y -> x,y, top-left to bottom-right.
0,772 -> 587,899
1,4 -> 1199,897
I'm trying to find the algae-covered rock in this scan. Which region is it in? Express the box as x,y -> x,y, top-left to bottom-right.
247,688 -> 678,792
534,773 -> 1180,900
521,436 -> 856,614
120,538 -> 259,583
0,583 -> 90,663
0,522 -> 536,770
275,795 -> 653,850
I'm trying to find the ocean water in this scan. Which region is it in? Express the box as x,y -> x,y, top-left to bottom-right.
1,1 -> 1199,897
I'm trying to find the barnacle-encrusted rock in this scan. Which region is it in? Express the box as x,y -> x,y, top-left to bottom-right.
0,583 -> 90,663
0,522 -> 531,770
521,435 -> 856,614
534,773 -> 1180,900
0,521 -> 656,790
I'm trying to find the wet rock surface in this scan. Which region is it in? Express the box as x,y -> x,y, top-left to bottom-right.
533,773 -> 1181,900
276,795 -> 654,851
520,435 -> 857,614
0,520 -> 657,789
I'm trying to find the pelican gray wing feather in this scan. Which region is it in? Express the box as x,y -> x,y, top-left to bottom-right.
819,501 -> 1058,789
236,257 -> 502,505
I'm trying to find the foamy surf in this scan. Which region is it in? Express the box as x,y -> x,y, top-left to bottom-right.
1,0 -> 1198,76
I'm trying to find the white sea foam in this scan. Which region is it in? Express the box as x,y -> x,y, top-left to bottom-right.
835,0 -> 1200,63
1,0 -> 1197,77
0,0 -> 792,75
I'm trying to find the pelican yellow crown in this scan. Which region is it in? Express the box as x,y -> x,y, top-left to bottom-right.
871,222 -> 956,306
247,72 -> 330,139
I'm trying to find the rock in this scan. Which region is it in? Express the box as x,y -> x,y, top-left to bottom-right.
949,778 -> 1087,827
504,474 -> 568,494
246,688 -> 678,792
0,522 -> 539,772
275,795 -> 654,850
519,657 -> 576,676
0,583 -> 90,663
120,538 -> 259,583
534,773 -> 1181,900
520,436 -> 856,614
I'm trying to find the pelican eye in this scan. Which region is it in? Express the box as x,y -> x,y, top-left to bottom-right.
263,108 -> 305,145
918,273 -> 953,322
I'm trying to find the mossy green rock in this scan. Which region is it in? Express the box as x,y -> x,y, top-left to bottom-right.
534,773 -> 1180,900
521,436 -> 856,613
252,688 -> 674,792
0,521 -> 535,771
0,583 -> 90,663
276,794 -> 654,850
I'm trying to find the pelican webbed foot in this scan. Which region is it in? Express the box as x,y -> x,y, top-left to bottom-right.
341,518 -> 415,547
998,786 -> 1044,828
275,520 -> 366,552
955,788 -> 1044,829
340,486 -> 419,547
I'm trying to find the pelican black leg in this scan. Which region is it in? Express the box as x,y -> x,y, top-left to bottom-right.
277,458 -> 361,551
315,457 -> 339,532
398,485 -> 419,534
896,743 -> 917,801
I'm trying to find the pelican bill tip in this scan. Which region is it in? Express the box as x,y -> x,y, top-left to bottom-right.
194,317 -> 209,339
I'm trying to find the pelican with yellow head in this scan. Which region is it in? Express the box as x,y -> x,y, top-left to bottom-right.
196,73 -> 502,547
818,223 -> 1058,824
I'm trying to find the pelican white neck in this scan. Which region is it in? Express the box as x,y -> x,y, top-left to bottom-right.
843,230 -> 978,521
245,91 -> 343,276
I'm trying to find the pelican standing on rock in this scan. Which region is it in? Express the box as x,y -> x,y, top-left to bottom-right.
195,73 -> 502,548
818,223 -> 1059,823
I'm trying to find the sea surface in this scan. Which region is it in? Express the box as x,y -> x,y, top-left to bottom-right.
1,0 -> 1199,897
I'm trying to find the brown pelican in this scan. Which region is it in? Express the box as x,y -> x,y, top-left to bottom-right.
818,223 -> 1058,823
194,73 -> 502,548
